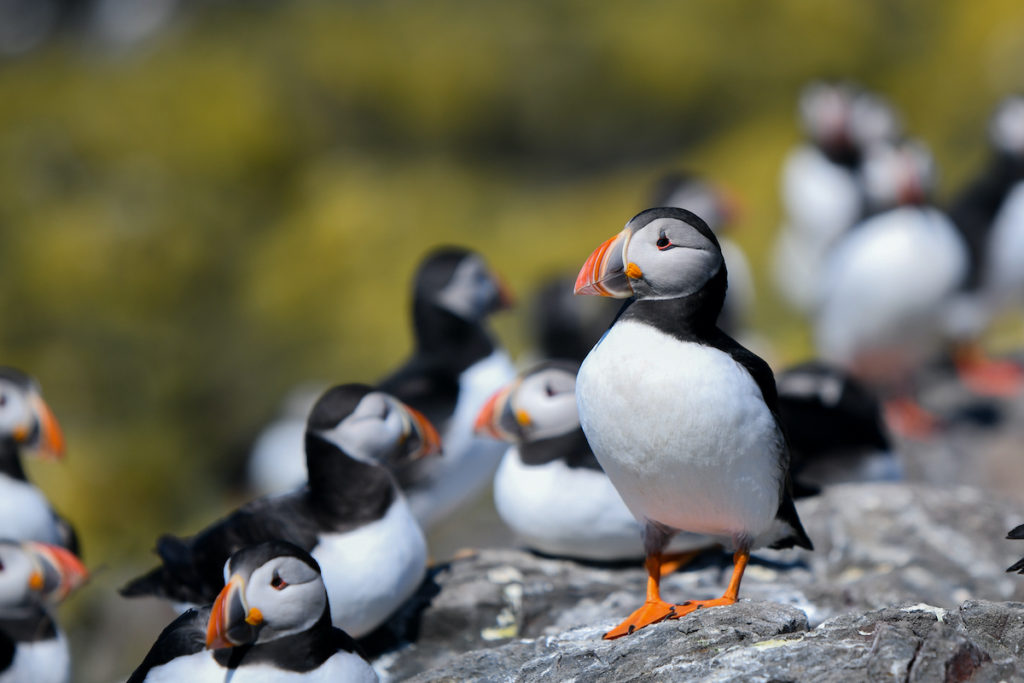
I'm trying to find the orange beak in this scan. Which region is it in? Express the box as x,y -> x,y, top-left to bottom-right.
402,404 -> 442,458
24,541 -> 88,602
574,228 -> 634,298
28,393 -> 65,461
494,273 -> 516,311
206,574 -> 262,650
474,384 -> 515,441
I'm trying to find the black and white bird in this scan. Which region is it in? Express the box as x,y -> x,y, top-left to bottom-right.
776,361 -> 897,497
774,81 -> 903,312
378,247 -> 516,530
649,172 -> 754,340
573,207 -> 812,639
127,541 -> 378,682
0,540 -> 88,683
475,362 -> 712,562
121,384 -> 440,639
946,94 -> 1024,396
0,368 -> 77,554
815,140 -> 969,437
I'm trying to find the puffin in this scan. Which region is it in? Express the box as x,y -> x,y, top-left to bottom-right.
946,94 -> 1024,395
378,246 -> 516,530
648,171 -> 754,339
773,81 -> 903,313
121,384 -> 440,639
528,274 -> 621,365
0,367 -> 77,553
815,139 -> 969,437
474,361 -> 712,563
776,361 -> 897,497
127,541 -> 378,682
573,207 -> 812,639
0,540 -> 89,683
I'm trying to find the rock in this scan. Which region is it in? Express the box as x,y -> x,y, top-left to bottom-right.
373,483 -> 1024,680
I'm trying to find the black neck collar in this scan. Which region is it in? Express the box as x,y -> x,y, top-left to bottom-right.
0,439 -> 27,482
619,265 -> 727,342
0,605 -> 58,643
303,434 -> 395,530
519,428 -> 601,470
412,302 -> 495,369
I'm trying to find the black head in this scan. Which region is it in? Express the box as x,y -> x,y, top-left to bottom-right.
413,246 -> 511,321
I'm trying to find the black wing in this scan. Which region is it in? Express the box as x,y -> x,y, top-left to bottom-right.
120,490 -> 321,605
126,607 -> 210,683
709,329 -> 814,551
1007,524 -> 1024,573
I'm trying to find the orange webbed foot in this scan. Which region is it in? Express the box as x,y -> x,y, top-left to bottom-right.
603,599 -> 680,639
669,595 -> 738,619
958,358 -> 1024,397
884,398 -> 939,440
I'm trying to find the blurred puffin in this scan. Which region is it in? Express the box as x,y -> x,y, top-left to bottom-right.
1006,524 -> 1024,574
946,94 -> 1024,395
378,247 -> 515,530
127,541 -> 377,682
574,207 -> 812,639
815,140 -> 969,437
776,361 -> 897,497
0,540 -> 88,683
121,384 -> 440,639
649,172 -> 753,339
774,81 -> 903,312
0,368 -> 77,553
475,361 -> 712,562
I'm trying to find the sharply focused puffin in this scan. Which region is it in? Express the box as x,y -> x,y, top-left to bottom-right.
475,362 -> 712,562
0,540 -> 89,683
648,172 -> 754,339
574,207 -> 812,639
815,140 -> 969,436
121,384 -> 440,639
0,368 -> 77,553
378,247 -> 516,530
128,541 -> 378,682
774,81 -> 903,312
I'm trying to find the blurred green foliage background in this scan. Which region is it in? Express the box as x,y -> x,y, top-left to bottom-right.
2,1 -> 1024,678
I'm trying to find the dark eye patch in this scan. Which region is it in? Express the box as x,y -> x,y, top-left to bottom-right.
271,571 -> 288,590
656,236 -> 672,250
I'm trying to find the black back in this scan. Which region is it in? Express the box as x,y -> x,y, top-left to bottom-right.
518,427 -> 602,471
120,434 -> 395,605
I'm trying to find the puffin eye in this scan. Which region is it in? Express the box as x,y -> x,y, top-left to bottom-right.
270,572 -> 287,590
656,236 -> 672,250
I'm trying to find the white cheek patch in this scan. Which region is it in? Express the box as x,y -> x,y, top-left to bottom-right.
435,256 -> 495,320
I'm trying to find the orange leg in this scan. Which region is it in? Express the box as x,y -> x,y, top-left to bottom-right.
955,343 -> 1024,397
670,549 -> 750,619
604,554 -> 679,639
883,397 -> 939,440
659,549 -> 702,578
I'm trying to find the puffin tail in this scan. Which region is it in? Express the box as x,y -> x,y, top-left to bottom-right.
768,492 -> 814,551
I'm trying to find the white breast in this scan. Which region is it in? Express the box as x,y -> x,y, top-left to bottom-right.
815,206 -> 968,366
405,350 -> 517,529
245,418 -> 308,496
139,651 -> 378,682
576,320 -> 784,547
313,496 -> 427,638
0,475 -> 63,546
494,447 -> 710,560
983,180 -> 1024,306
0,631 -> 69,683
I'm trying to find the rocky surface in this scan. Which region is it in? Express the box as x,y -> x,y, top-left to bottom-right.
373,483 -> 1024,681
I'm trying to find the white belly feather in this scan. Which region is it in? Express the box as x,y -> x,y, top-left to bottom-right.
0,475 -> 63,546
313,496 -> 427,638
576,321 -> 783,545
140,650 -> 378,682
494,447 -> 710,560
0,631 -> 69,683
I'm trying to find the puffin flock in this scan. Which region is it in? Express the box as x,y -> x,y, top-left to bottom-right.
3,82 -> 1024,680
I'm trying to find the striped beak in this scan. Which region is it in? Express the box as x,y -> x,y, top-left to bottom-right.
24,542 -> 88,603
399,402 -> 443,459
206,574 -> 262,650
574,228 -> 634,298
27,392 -> 66,461
474,383 -> 518,442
